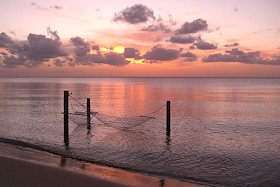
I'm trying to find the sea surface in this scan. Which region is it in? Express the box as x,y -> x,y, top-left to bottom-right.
0,78 -> 279,186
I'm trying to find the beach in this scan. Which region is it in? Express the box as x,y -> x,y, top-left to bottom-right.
0,156 -> 127,187
0,143 -> 203,187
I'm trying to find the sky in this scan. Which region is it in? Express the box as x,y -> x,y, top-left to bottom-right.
0,0 -> 280,77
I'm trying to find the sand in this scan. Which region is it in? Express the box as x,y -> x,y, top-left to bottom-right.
0,155 -> 128,187
0,143 -> 205,187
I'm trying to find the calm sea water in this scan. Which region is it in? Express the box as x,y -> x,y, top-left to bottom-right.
0,78 -> 279,186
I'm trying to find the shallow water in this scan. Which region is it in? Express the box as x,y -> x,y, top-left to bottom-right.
0,78 -> 280,186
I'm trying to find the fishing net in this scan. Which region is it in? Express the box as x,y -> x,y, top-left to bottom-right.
68,94 -> 166,128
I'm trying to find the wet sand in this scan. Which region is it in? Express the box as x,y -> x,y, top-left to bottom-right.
0,143 -> 205,187
0,155 -> 127,187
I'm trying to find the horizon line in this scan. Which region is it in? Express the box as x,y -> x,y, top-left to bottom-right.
1,76 -> 280,79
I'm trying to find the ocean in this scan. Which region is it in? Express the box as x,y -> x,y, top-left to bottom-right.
0,78 -> 279,186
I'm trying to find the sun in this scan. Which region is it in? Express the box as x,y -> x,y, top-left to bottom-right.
113,46 -> 125,53
126,58 -> 145,64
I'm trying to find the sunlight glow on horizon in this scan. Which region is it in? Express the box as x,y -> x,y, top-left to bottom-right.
0,0 -> 279,77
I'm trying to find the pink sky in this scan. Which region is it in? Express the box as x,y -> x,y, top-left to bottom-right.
0,0 -> 279,77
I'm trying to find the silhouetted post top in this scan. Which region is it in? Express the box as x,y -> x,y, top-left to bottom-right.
64,91 -> 69,146
166,101 -> 171,137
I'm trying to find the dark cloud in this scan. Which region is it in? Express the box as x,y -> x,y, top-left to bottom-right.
70,36 -> 88,46
143,45 -> 180,62
103,52 -> 130,66
1,32 -> 132,68
140,22 -> 171,33
47,27 -> 60,39
113,4 -> 155,24
0,52 -> 7,55
194,40 -> 217,50
140,15 -> 176,33
0,28 -> 67,68
89,53 -> 105,64
225,48 -> 245,55
234,7 -> 239,12
181,51 -> 197,62
67,58 -> 75,67
0,32 -> 13,47
169,36 -> 196,44
26,32 -> 67,61
92,45 -> 100,51
76,52 -> 130,67
69,36 -> 131,67
189,45 -> 196,49
1,55 -> 26,68
123,47 -> 140,58
52,58 -> 69,67
70,36 -> 90,58
7,42 -> 29,55
181,51 -> 196,58
176,19 -> 208,34
202,48 -> 280,65
224,42 -> 239,47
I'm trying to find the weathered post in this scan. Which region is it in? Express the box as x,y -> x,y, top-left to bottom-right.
87,98 -> 91,125
166,101 -> 171,136
64,91 -> 69,146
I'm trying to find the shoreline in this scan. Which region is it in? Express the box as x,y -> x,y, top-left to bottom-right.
0,143 -> 206,187
0,156 -> 127,187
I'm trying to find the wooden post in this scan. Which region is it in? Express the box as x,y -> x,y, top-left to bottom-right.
166,101 -> 171,136
87,98 -> 91,125
64,91 -> 69,146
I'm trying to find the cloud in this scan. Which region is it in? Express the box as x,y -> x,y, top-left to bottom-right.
169,36 -> 196,44
103,52 -> 130,66
70,36 -> 90,57
52,59 -> 64,67
69,36 -> 131,67
0,31 -> 133,68
180,51 -> 197,62
70,36 -> 88,46
1,55 -> 26,68
140,16 -> 173,33
52,57 -> 72,67
224,42 -> 239,47
76,52 -> 130,67
31,2 -> 62,11
234,7 -> 238,12
176,19 -> 208,34
70,37 -> 102,66
143,45 -> 180,62
189,45 -> 196,49
0,28 -> 67,68
26,32 -> 67,61
194,40 -> 217,50
30,2 -> 48,10
92,45 -> 100,51
202,48 -> 280,65
123,47 -> 140,58
0,32 -> 13,47
50,5 -> 62,10
113,4 -> 155,24
140,22 -> 171,33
